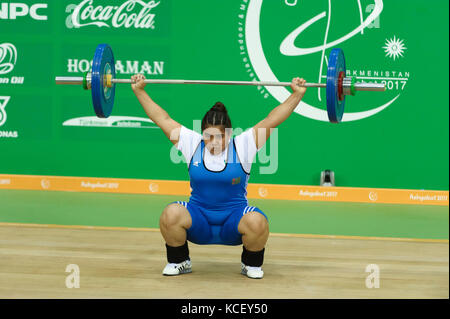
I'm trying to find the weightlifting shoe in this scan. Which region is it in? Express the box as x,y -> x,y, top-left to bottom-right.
241,262 -> 264,279
162,259 -> 192,276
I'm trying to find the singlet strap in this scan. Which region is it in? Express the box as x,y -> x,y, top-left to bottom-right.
188,140 -> 203,170
233,138 -> 250,175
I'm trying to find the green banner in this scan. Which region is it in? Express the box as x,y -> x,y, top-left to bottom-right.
0,0 -> 448,190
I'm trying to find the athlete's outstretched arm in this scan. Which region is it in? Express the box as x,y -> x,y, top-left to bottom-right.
252,78 -> 307,150
131,74 -> 181,145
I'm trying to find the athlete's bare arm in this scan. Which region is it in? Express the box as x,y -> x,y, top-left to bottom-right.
131,74 -> 181,145
252,78 -> 307,150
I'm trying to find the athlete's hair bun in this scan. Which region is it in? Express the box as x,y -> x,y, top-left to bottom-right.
211,102 -> 227,113
202,101 -> 231,130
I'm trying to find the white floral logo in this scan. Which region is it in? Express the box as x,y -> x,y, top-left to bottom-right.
383,36 -> 407,60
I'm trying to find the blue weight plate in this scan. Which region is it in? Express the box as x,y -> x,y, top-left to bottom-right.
326,48 -> 346,123
91,44 -> 116,118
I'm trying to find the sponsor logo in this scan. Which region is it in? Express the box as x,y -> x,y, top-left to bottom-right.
67,58 -> 165,76
0,43 -> 16,74
0,131 -> 17,138
0,43 -> 25,85
0,96 -> 19,138
0,96 -> 8,126
238,0 -> 410,122
66,0 -> 160,29
62,116 -> 158,129
0,2 -> 47,20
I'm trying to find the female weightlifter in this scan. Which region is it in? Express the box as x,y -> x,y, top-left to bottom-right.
131,74 -> 307,279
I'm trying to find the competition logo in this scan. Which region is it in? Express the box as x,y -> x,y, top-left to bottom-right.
41,179 -> 51,190
258,187 -> 268,197
383,36 -> 407,61
81,181 -> 119,189
237,0 -> 410,122
369,191 -> 378,202
149,183 -> 159,193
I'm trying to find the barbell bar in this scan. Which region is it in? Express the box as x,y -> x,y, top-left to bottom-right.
55,44 -> 386,123
55,76 -> 385,91
56,76 -> 329,88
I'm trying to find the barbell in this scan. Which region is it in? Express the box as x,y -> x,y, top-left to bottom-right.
55,44 -> 386,123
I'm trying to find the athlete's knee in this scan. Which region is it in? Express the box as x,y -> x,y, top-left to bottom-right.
160,204 -> 189,228
241,212 -> 269,235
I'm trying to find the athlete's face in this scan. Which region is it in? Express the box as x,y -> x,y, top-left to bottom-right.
203,125 -> 230,155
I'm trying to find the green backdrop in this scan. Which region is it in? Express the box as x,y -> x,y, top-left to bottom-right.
0,0 -> 448,190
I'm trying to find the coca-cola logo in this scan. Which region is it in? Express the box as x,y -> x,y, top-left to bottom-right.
66,0 -> 160,29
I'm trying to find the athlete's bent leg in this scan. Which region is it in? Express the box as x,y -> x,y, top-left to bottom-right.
160,203 -> 192,247
160,203 -> 193,276
238,211 -> 269,251
238,211 -> 269,279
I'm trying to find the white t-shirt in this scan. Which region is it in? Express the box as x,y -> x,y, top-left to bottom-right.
176,126 -> 261,174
